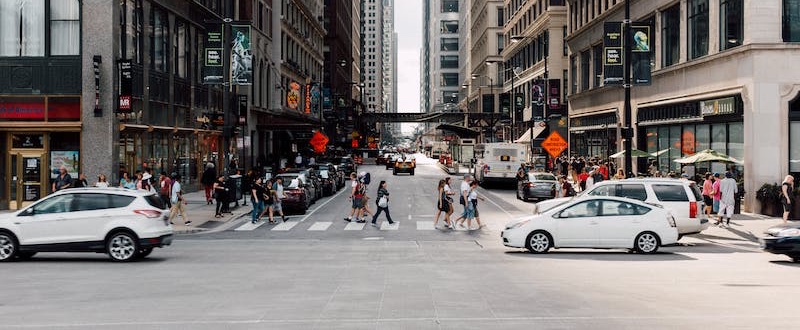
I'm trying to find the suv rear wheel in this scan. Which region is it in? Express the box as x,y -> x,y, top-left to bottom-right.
107,231 -> 140,262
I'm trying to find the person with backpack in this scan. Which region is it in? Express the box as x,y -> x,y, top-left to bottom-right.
344,172 -> 365,222
561,176 -> 576,197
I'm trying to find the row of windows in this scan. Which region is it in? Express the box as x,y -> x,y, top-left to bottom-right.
570,0 -> 620,33
283,1 -> 323,50
0,0 -> 80,57
505,0 -> 564,42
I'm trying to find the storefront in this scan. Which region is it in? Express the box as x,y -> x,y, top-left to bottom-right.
569,111 -> 618,159
0,96 -> 82,210
637,95 -> 744,179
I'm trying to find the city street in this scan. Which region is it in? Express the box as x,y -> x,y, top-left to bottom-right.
1,159 -> 799,329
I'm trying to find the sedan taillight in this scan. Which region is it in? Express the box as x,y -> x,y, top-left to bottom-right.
134,210 -> 162,218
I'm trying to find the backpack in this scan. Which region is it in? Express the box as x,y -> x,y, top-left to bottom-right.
564,182 -> 576,197
362,172 -> 371,185
355,182 -> 367,197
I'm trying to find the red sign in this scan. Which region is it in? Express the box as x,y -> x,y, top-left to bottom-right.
541,131 -> 568,159
305,84 -> 312,114
119,95 -> 131,111
0,101 -> 45,120
48,99 -> 81,120
310,131 -> 329,154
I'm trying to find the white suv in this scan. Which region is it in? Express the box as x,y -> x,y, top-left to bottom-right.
0,188 -> 173,262
535,178 -> 709,237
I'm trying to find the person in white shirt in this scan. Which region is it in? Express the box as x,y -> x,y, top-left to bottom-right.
294,153 -> 303,168
585,170 -> 596,191
95,174 -> 110,188
453,174 -> 472,228
167,175 -> 190,226
718,172 -> 739,226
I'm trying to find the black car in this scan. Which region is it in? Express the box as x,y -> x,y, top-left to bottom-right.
336,157 -> 357,177
761,224 -> 800,262
310,163 -> 338,196
516,172 -> 559,202
283,169 -> 322,202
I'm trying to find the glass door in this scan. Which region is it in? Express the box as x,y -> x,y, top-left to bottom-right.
10,152 -> 44,210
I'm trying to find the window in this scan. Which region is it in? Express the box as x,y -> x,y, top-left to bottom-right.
174,20 -> 188,78
440,55 -> 458,68
789,96 -> 800,173
580,50 -> 590,91
497,8 -> 504,26
497,34 -> 504,54
441,20 -> 458,33
442,91 -> 457,104
442,0 -> 458,12
150,6 -> 169,72
32,194 -> 75,214
784,0 -> 800,41
559,200 -> 600,218
662,5 -> 680,67
570,55 -> 577,94
441,73 -> 459,86
720,0 -> 743,49
441,37 -> 458,51
688,0 -> 709,59
653,184 -> 689,202
122,0 -> 143,63
592,44 -> 602,88
601,200 -> 650,216
0,0 -> 45,56
587,184 -> 647,201
50,0 -> 80,55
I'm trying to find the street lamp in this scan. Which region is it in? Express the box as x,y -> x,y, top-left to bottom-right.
509,34 -> 549,165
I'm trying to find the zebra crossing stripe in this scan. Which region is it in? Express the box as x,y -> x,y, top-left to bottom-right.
379,221 -> 399,230
308,222 -> 332,231
234,220 -> 266,231
344,222 -> 365,230
272,221 -> 298,231
416,221 -> 435,230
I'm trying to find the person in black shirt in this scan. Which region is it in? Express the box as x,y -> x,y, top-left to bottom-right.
52,166 -> 72,192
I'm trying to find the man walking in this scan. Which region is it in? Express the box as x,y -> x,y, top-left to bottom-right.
159,172 -> 173,209
717,172 -> 738,227
168,175 -> 191,226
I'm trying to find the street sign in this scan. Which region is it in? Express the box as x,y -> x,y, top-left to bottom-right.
310,131 -> 329,154
542,131 -> 568,159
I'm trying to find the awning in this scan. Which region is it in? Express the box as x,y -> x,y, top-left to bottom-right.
513,124 -> 547,143
435,124 -> 480,138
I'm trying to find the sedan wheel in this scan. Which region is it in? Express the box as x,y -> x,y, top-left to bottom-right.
107,232 -> 139,262
634,232 -> 660,254
0,233 -> 19,262
526,231 -> 551,254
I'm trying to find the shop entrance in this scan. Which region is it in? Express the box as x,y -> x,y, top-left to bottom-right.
9,151 -> 45,210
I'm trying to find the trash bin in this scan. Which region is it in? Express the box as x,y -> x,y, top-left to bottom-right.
228,174 -> 243,202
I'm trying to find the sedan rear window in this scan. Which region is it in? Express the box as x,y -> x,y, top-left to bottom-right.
652,184 -> 689,202
530,173 -> 557,181
144,194 -> 166,209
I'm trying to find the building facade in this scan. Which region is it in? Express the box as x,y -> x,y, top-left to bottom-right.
323,0 -> 362,149
565,0 -> 800,212
381,0 -> 398,141
361,0 -> 384,116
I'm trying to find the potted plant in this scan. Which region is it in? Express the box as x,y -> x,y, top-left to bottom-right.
756,183 -> 781,216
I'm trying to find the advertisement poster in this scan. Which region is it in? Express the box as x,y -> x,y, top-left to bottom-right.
603,22 -> 623,85
632,24 -> 652,85
203,23 -> 224,85
287,82 -> 301,110
230,25 -> 253,85
50,151 -> 79,179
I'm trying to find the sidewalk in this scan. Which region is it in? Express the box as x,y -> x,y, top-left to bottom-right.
171,189 -> 249,234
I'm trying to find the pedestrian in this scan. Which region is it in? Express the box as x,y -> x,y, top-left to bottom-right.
358,173 -> 375,220
95,174 -> 110,188
516,163 -> 527,182
717,172 -> 738,227
213,175 -> 228,218
466,180 -> 485,230
159,172 -> 173,209
52,165 -> 72,192
702,173 -> 714,218
451,174 -> 472,228
578,167 -> 589,191
712,173 -> 722,225
250,177 -> 266,224
371,181 -> 394,226
433,179 -> 453,228
141,172 -> 153,192
443,177 -> 455,218
242,169 -> 255,206
73,173 -> 89,188
781,175 -> 795,224
585,169 -> 596,191
270,177 -> 288,223
344,172 -> 365,222
598,162 -> 609,180
613,168 -> 626,180
201,163 -> 216,205
295,153 -> 303,168
119,171 -> 133,189
560,176 -> 575,197
168,175 -> 191,226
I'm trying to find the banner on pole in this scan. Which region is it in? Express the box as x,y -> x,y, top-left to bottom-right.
230,25 -> 253,85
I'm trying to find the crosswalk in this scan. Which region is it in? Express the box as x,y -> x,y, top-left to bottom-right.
234,219 -> 504,232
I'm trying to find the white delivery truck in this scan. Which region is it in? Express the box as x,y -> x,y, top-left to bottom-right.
473,142 -> 529,187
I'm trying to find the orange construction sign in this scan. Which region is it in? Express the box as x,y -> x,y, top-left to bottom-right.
541,131 -> 568,159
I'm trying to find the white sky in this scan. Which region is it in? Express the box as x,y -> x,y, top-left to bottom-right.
394,0 -> 422,133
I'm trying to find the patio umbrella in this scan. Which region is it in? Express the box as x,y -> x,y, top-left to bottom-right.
609,148 -> 653,158
674,149 -> 743,164
650,148 -> 670,157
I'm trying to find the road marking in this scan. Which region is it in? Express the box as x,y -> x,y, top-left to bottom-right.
479,187 -> 515,219
380,221 -> 399,230
234,220 -> 266,231
271,221 -> 298,231
297,187 -> 349,222
416,221 -> 435,230
307,221 -> 332,231
344,222 -> 365,230
408,214 -> 412,220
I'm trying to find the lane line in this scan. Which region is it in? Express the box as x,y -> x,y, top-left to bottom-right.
307,221 -> 332,231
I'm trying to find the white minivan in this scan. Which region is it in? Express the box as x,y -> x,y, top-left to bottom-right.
534,178 -> 710,238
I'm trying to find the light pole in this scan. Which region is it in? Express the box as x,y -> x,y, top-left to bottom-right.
471,73 -> 495,141
510,34 -> 548,165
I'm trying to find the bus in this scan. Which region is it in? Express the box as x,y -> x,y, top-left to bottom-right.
473,142 -> 529,187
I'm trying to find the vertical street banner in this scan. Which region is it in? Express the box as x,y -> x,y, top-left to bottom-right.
603,22 -> 623,85
305,84 -> 312,114
230,25 -> 253,85
547,79 -> 561,110
632,24 -> 652,85
531,79 -> 545,119
238,95 -> 247,125
203,23 -> 224,85
287,82 -> 301,110
118,59 -> 132,113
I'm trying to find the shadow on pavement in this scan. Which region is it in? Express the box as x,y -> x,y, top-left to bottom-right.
12,255 -> 170,263
503,250 -> 697,261
768,259 -> 800,267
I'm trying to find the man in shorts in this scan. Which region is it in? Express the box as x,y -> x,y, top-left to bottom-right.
344,173 -> 364,222
271,177 -> 288,222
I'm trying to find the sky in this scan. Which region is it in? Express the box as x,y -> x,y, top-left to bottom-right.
394,0 -> 423,133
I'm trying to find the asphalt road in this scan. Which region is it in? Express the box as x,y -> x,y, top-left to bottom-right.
1,160 -> 799,329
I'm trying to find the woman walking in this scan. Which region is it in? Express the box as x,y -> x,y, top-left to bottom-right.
702,173 -> 714,218
371,181 -> 394,226
781,175 -> 795,224
466,180 -> 485,230
433,179 -> 453,228
201,163 -> 217,205
213,175 -> 228,218
250,177 -> 267,224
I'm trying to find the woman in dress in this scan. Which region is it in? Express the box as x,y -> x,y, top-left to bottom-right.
433,179 -> 453,228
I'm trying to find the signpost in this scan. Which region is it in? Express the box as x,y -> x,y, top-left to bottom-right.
541,131 -> 568,159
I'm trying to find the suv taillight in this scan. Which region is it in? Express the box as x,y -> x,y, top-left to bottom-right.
689,201 -> 697,218
134,210 -> 162,218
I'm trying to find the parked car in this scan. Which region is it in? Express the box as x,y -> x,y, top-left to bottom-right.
502,196 -> 679,254
376,153 -> 395,165
283,169 -> 322,202
533,178 -> 709,238
393,155 -> 416,175
311,163 -> 343,192
761,223 -> 800,262
0,188 -> 173,262
275,173 -> 313,213
335,157 -> 357,176
517,172 -> 558,201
